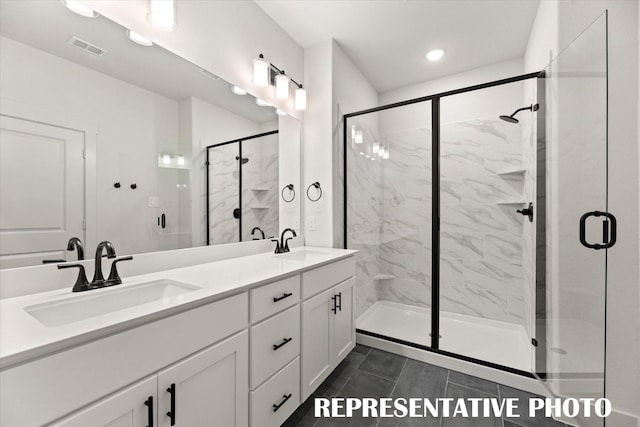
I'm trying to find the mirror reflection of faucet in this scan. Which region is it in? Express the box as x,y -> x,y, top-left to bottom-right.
251,227 -> 266,240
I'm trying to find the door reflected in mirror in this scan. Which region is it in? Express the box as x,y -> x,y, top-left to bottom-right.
0,0 -> 301,269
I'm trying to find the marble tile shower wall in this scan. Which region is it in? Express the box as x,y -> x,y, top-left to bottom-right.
241,134 -> 279,241
440,117 -> 528,327
377,127 -> 433,308
209,144 -> 240,245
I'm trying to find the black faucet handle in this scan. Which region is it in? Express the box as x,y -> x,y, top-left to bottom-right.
106,256 -> 133,286
58,263 -> 90,292
270,239 -> 283,254
284,237 -> 294,252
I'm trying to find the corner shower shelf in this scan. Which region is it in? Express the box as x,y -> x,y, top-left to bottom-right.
496,200 -> 527,205
373,274 -> 396,281
497,168 -> 526,176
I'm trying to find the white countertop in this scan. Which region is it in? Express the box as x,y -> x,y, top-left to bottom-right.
0,246 -> 356,369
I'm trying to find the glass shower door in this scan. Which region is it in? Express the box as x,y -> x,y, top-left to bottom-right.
538,11 -> 609,427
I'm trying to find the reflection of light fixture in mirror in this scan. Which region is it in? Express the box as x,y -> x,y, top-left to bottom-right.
359,152 -> 365,156
148,0 -> 176,31
275,72 -> 290,99
276,109 -> 287,116
177,155 -> 185,166
231,86 -> 247,95
294,86 -> 307,111
383,146 -> 390,160
255,98 -> 270,107
126,30 -> 153,46
373,142 -> 380,154
253,54 -> 270,87
354,129 -> 363,144
426,48 -> 445,61
60,0 -> 98,18
162,154 -> 171,165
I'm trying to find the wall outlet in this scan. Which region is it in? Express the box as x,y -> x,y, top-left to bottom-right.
148,196 -> 160,207
307,216 -> 316,231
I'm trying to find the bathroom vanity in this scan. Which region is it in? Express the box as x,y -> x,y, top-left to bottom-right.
0,247 -> 356,427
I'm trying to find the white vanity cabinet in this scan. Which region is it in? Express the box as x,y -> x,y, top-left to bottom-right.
52,331 -> 248,427
301,259 -> 356,400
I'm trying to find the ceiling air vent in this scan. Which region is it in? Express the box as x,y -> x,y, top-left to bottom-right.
66,36 -> 107,56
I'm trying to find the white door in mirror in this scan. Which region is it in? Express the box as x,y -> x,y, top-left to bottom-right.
0,115 -> 85,269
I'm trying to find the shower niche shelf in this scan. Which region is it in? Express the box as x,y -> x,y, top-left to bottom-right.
373,274 -> 396,281
250,205 -> 270,210
496,168 -> 526,176
496,200 -> 527,206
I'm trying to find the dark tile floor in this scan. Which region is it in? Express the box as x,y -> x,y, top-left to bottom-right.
283,345 -> 569,427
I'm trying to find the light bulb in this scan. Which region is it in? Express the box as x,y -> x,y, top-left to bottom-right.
294,87 -> 307,110
162,154 -> 171,165
177,155 -> 185,166
354,130 -> 363,144
148,0 -> 176,31
373,142 -> 380,154
253,55 -> 270,87
275,72 -> 290,99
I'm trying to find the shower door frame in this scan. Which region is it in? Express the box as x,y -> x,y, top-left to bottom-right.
343,71 -> 545,377
205,129 -> 279,245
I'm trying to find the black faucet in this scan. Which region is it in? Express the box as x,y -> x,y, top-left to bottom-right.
91,241 -> 117,287
66,237 -> 84,260
251,227 -> 266,240
280,228 -> 297,253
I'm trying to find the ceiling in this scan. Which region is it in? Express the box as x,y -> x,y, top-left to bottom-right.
255,0 -> 540,93
0,0 -> 276,123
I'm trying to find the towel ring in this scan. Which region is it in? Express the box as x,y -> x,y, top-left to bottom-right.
281,184 -> 295,203
306,182 -> 322,202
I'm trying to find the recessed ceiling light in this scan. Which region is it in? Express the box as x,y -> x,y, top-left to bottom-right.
126,30 -> 153,46
231,86 -> 247,95
275,109 -> 287,116
426,49 -> 445,62
255,98 -> 270,107
60,0 -> 98,18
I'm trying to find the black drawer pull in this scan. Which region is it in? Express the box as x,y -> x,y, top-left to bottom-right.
144,396 -> 154,427
273,393 -> 292,412
336,292 -> 342,312
273,292 -> 293,302
331,295 -> 337,313
273,337 -> 293,351
166,383 -> 176,426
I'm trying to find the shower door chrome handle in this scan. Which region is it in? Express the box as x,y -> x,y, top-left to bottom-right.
579,211 -> 617,250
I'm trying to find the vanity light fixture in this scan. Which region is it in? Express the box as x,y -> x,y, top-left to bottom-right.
162,154 -> 171,165
177,155 -> 185,166
148,0 -> 176,31
126,30 -> 153,46
60,0 -> 98,18
231,85 -> 247,95
426,49 -> 445,62
253,53 -> 306,110
354,129 -> 363,144
275,71 -> 290,99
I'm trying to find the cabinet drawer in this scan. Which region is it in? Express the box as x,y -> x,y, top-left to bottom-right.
250,305 -> 300,388
250,275 -> 300,323
302,257 -> 355,299
250,357 -> 300,427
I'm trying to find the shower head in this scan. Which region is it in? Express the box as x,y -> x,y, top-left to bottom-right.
499,115 -> 520,124
499,103 -> 539,124
235,156 -> 249,164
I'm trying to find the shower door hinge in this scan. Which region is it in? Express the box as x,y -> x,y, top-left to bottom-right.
532,338 -> 538,347
82,149 -> 86,159
82,220 -> 86,230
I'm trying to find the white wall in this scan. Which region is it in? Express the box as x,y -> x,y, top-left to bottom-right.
82,0 -> 304,119
0,36 -> 180,256
524,0 -> 639,424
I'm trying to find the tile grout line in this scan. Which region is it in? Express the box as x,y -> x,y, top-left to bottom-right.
447,380 -> 499,397
439,370 -> 450,427
374,357 -> 409,427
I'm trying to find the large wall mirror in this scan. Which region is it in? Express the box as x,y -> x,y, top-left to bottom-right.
0,1 -> 301,269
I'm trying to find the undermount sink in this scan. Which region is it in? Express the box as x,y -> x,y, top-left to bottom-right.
273,250 -> 328,261
24,279 -> 201,327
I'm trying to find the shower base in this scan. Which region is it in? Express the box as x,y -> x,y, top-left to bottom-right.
356,300 -> 531,372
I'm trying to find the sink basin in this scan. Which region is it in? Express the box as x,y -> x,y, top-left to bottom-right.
24,279 -> 201,327
272,250 -> 328,261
